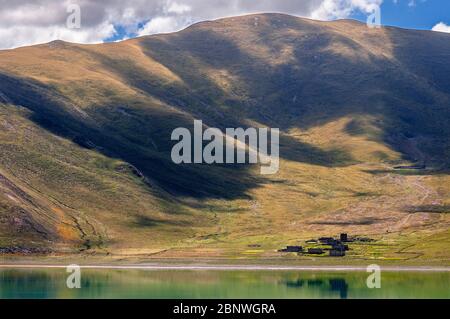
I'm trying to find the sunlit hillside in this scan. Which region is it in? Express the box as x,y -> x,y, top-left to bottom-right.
0,14 -> 449,263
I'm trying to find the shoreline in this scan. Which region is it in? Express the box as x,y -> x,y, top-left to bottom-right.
1,264 -> 450,272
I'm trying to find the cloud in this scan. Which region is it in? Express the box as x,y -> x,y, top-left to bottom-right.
166,2 -> 192,14
0,22 -> 115,49
311,0 -> 383,20
138,16 -> 182,36
432,22 -> 450,33
0,0 -> 384,49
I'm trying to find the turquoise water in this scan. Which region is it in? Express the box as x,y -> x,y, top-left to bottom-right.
0,269 -> 449,299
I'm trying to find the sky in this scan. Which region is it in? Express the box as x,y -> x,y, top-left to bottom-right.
0,0 -> 448,49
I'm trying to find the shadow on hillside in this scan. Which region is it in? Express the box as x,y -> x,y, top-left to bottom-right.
404,205 -> 450,214
78,29 -> 355,168
131,23 -> 450,167
0,73 -> 262,200
2,18 -> 450,200
132,215 -> 193,228
308,217 -> 387,226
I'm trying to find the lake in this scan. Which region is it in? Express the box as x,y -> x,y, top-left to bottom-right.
0,268 -> 449,299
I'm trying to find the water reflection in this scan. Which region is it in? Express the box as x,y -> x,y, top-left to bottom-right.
283,277 -> 349,299
329,279 -> 348,299
0,269 -> 448,299
285,279 -> 304,288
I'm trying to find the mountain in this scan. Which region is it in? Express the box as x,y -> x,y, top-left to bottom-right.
0,13 -> 449,262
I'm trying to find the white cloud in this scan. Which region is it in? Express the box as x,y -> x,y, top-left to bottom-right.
311,0 -> 383,20
137,16 -> 181,36
0,0 -> 385,49
432,22 -> 450,33
166,2 -> 192,14
0,21 -> 115,49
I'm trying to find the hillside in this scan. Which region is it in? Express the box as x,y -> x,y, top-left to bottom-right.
0,13 -> 449,263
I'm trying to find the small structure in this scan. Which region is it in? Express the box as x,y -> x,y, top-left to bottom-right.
340,233 -> 348,242
307,248 -> 324,255
329,248 -> 346,257
319,237 -> 334,243
355,237 -> 374,242
331,242 -> 349,251
319,237 -> 339,246
279,246 -> 303,253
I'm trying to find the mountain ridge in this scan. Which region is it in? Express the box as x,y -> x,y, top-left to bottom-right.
0,13 -> 449,262
4,13 -> 450,52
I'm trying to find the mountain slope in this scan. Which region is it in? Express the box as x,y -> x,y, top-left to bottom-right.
0,14 -> 449,262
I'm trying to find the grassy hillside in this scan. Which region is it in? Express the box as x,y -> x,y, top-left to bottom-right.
0,14 -> 449,263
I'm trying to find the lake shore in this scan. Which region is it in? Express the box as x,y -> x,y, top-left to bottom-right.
1,263 -> 450,272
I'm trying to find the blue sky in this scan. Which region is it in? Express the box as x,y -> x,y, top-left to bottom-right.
351,0 -> 450,30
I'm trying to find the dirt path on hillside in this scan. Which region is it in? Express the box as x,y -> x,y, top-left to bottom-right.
305,169 -> 445,236
391,176 -> 431,229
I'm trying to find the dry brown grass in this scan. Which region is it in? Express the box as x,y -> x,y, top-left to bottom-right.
0,14 -> 449,264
